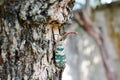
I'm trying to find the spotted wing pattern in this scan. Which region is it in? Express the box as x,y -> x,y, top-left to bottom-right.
55,41 -> 66,68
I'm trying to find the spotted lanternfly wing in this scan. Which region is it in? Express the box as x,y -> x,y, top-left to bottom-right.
55,40 -> 66,68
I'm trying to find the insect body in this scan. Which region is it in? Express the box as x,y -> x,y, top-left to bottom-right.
55,40 -> 66,68
55,32 -> 78,68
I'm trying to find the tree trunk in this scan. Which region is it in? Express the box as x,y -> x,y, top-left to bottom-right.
0,0 -> 74,80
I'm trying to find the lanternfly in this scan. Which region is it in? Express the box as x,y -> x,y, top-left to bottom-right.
55,32 -> 78,68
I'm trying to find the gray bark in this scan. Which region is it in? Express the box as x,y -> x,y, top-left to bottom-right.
0,0 -> 74,80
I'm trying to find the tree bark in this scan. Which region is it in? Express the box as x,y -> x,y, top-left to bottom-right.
0,0 -> 74,80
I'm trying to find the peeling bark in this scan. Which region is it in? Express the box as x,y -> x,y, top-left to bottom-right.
0,0 -> 74,80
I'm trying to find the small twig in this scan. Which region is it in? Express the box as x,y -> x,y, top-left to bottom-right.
56,32 -> 78,42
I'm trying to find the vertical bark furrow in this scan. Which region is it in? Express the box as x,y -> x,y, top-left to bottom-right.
0,0 -> 74,80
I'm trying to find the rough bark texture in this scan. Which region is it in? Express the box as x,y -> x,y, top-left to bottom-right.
0,0 -> 74,80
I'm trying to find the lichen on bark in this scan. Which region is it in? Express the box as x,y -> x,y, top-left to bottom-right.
0,0 -> 74,80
